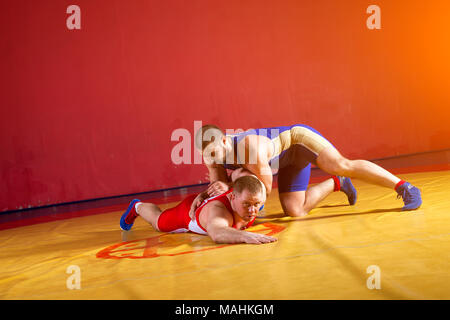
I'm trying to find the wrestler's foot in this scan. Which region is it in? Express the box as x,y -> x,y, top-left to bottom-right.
396,182 -> 422,211
120,199 -> 141,231
338,176 -> 357,205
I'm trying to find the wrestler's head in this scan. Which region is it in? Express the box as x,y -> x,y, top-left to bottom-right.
194,124 -> 229,164
230,175 -> 266,222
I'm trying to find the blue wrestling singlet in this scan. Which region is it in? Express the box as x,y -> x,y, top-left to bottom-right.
223,124 -> 335,193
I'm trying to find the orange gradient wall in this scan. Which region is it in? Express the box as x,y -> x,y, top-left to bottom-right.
1,0 -> 449,211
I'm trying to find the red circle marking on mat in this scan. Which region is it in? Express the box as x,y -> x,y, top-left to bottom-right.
96,222 -> 285,259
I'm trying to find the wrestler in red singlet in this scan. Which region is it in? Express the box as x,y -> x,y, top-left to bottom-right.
157,189 -> 256,235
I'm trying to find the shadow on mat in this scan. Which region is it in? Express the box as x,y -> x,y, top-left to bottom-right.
7,207 -> 404,258
317,204 -> 352,209
254,206 -> 403,225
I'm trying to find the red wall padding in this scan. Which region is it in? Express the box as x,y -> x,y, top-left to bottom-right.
1,0 -> 450,211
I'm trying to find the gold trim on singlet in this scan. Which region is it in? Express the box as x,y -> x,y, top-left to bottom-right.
271,126 -> 334,159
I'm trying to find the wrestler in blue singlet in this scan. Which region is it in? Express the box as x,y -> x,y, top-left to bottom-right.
223,124 -> 335,193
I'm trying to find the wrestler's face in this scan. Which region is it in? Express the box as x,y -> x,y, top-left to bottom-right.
231,190 -> 265,221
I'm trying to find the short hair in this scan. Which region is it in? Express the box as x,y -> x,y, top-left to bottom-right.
194,124 -> 225,151
233,175 -> 263,196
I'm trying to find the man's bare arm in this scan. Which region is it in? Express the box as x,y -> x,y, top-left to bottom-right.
188,190 -> 209,221
207,167 -> 263,198
206,162 -> 230,183
241,135 -> 273,196
204,203 -> 277,244
188,163 -> 231,220
244,162 -> 273,196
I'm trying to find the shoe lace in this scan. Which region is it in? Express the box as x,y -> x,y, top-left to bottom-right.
397,188 -> 413,202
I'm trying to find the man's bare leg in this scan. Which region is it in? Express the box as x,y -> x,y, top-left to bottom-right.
316,146 -> 422,210
136,202 -> 163,231
279,178 -> 335,217
317,147 -> 400,188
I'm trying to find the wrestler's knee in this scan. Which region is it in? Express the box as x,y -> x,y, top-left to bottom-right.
331,157 -> 353,176
284,206 -> 309,217
319,151 -> 353,176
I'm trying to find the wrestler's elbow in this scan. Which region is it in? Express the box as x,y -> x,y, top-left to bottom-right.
208,228 -> 227,244
209,233 -> 226,244
260,177 -> 272,196
207,226 -> 221,243
209,234 -> 225,244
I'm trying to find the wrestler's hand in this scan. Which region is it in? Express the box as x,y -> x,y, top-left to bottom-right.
207,181 -> 230,197
241,231 -> 277,245
189,197 -> 202,221
189,193 -> 207,221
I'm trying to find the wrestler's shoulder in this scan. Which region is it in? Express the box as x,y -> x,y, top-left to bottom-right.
199,200 -> 232,223
202,197 -> 229,210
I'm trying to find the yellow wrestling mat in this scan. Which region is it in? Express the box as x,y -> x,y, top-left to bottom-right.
1,170 -> 449,300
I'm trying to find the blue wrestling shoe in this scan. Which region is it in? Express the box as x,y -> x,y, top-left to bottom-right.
120,199 -> 141,231
396,182 -> 422,211
339,176 -> 357,205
